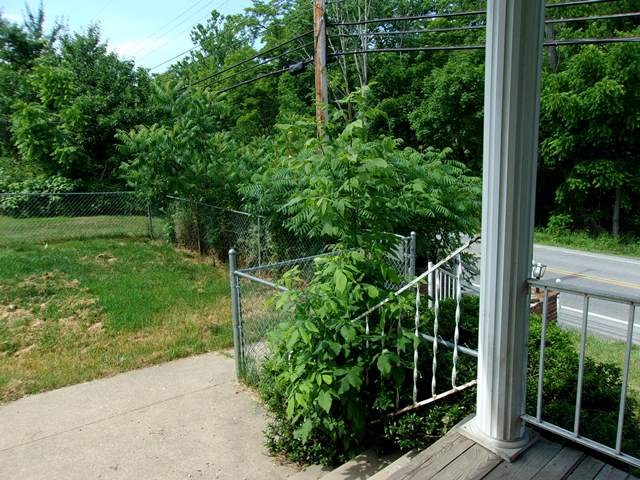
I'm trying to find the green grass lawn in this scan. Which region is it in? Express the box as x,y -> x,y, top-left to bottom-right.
535,230 -> 640,258
0,237 -> 232,403
567,331 -> 640,396
0,215 -> 163,246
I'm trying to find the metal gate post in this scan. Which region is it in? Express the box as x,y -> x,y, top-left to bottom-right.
147,202 -> 154,239
409,231 -> 417,279
257,216 -> 262,267
229,249 -> 243,379
428,261 -> 434,309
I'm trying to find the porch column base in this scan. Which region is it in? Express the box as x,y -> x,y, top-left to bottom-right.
458,416 -> 537,462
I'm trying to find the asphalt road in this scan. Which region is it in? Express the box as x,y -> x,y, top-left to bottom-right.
467,243 -> 640,344
532,244 -> 640,344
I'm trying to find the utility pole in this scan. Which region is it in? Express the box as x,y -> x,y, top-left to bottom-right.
313,0 -> 329,137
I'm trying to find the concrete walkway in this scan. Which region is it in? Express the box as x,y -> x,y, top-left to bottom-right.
0,353 -> 299,480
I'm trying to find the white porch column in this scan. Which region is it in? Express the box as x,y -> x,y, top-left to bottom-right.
460,0 -> 545,458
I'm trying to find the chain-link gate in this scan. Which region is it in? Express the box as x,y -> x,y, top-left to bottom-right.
229,233 -> 417,382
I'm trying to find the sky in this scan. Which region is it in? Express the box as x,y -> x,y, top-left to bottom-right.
0,0 -> 254,71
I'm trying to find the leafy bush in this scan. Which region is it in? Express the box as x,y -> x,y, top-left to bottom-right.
528,316 -> 640,455
0,173 -> 76,217
240,90 -> 481,259
546,213 -> 573,235
260,264 -> 640,465
259,249 -> 401,465
382,390 -> 475,452
118,83 -> 240,209
259,249 -> 479,465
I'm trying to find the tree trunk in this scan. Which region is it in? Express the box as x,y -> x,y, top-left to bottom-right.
612,186 -> 621,237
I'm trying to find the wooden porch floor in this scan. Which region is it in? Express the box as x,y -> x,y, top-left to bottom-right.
383,429 -> 638,480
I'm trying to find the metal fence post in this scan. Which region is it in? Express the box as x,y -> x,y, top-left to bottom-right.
229,249 -> 243,379
193,201 -> 202,255
428,261 -> 434,309
409,231 -> 417,279
257,216 -> 262,267
147,202 -> 153,239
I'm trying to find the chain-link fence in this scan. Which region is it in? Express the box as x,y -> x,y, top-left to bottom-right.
230,233 -> 417,382
163,196 -> 326,268
0,192 -> 324,268
0,192 -> 153,246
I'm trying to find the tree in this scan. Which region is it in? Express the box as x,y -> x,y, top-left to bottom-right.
539,39 -> 640,235
410,52 -> 484,172
118,83 -> 239,206
10,25 -> 153,188
0,4 -> 61,158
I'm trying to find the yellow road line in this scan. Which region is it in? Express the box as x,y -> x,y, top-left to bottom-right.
546,267 -> 640,291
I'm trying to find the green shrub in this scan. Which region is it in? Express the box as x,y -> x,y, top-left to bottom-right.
260,267 -> 640,465
0,174 -> 76,217
240,89 -> 481,258
528,316 -> 640,455
546,213 -> 573,235
382,389 -> 475,452
259,250 -> 479,465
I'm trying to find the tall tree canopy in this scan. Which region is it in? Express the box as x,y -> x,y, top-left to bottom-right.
1,0 -> 639,236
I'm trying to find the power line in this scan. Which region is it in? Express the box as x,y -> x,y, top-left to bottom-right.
188,30 -> 312,88
149,1 -> 313,76
328,12 -> 640,39
206,42 -> 313,87
545,36 -> 640,45
149,46 -> 201,71
95,0 -> 116,18
181,0 -> 636,96
328,36 -> 640,57
546,0 -> 620,9
128,0 -> 213,57
329,9 -> 485,28
546,11 -> 640,23
329,24 -> 485,38
215,58 -> 312,94
328,0 -> 624,28
138,0 -> 232,62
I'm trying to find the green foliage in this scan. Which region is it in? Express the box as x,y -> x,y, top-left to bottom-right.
382,391 -> 475,451
259,249 -> 408,465
539,39 -> 640,234
535,229 -> 640,259
6,23 -> 152,189
528,316 -> 640,455
118,83 -> 238,206
0,173 -> 76,217
0,6 -> 61,158
259,248 -> 478,465
410,53 -> 485,172
242,93 -> 481,259
261,263 -> 640,465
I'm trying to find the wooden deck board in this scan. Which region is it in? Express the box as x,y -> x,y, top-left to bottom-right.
391,432 -> 474,480
594,464 -> 630,480
529,445 -> 585,480
565,455 -> 606,480
422,443 -> 502,480
385,428 -> 639,480
483,438 -> 563,480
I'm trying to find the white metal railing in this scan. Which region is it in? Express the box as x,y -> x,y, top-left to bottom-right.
353,236 -> 480,415
524,278 -> 640,469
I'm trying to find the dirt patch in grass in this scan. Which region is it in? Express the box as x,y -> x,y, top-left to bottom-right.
0,295 -> 232,403
0,240 -> 232,403
0,304 -> 34,327
0,270 -> 106,362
